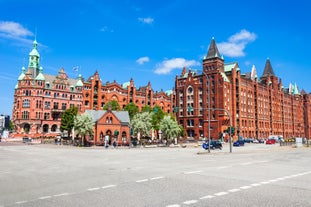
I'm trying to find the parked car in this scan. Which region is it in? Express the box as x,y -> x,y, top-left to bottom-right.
202,140 -> 222,150
244,138 -> 254,143
233,139 -> 245,147
266,139 -> 276,144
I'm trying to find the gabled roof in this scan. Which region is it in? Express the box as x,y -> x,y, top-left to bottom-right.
262,58 -> 275,77
85,110 -> 130,125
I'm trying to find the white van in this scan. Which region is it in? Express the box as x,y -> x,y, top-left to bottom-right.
268,135 -> 284,142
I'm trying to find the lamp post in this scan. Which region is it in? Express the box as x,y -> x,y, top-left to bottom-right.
202,71 -> 211,153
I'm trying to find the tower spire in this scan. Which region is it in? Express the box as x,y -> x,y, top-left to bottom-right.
262,58 -> 275,77
205,37 -> 221,59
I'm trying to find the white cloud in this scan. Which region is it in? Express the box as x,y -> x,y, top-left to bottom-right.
100,26 -> 114,33
138,17 -> 154,24
0,21 -> 34,45
218,29 -> 257,57
154,58 -> 200,75
136,56 -> 150,65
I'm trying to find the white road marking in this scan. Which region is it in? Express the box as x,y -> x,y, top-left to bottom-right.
54,192 -> 69,197
214,191 -> 228,196
200,195 -> 215,199
184,170 -> 202,174
166,205 -> 181,207
183,200 -> 198,205
240,162 -> 253,165
228,188 -> 241,192
15,200 -> 28,204
102,184 -> 116,189
269,179 -> 278,182
260,181 -> 270,184
217,166 -> 230,169
251,183 -> 261,187
240,186 -> 252,189
38,196 -> 52,200
87,187 -> 100,191
136,179 -> 148,183
150,176 -> 164,180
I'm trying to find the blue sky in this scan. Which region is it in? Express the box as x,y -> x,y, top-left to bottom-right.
1,0 -> 311,116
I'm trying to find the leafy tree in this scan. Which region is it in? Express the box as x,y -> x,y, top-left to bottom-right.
131,112 -> 153,138
74,113 -> 94,146
103,100 -> 120,111
123,102 -> 139,120
60,106 -> 78,138
151,105 -> 165,131
141,105 -> 152,113
159,115 -> 181,143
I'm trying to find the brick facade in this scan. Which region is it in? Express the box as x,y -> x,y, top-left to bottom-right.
175,38 -> 311,141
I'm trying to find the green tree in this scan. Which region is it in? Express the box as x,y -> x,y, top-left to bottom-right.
103,100 -> 120,111
151,105 -> 165,131
159,115 -> 181,144
141,105 -> 152,113
9,120 -> 14,131
131,112 -> 153,138
74,113 -> 94,146
60,106 -> 78,138
123,102 -> 139,120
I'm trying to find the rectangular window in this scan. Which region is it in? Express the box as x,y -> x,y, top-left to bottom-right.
62,103 -> 67,110
22,99 -> 30,108
53,102 -> 59,109
45,101 -> 50,109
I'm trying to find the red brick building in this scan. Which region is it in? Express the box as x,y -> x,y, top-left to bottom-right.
12,40 -> 83,138
85,109 -> 131,145
12,40 -> 173,140
175,38 -> 310,140
82,71 -> 173,113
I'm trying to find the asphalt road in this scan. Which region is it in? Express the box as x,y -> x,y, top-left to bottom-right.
0,142 -> 310,207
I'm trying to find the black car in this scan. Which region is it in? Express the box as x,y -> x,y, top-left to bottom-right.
202,140 -> 222,150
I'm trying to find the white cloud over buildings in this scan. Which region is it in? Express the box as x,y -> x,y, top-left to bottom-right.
136,56 -> 150,65
218,29 -> 257,57
154,58 -> 200,74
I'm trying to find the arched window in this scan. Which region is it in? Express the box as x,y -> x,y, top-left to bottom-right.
110,117 -> 112,124
43,124 -> 49,133
51,124 -> 57,132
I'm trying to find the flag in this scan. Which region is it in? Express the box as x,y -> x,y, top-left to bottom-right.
73,66 -> 79,72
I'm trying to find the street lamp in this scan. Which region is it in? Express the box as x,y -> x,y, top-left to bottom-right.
202,71 -> 211,153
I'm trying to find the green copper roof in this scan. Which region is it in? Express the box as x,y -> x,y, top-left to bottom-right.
220,72 -> 230,83
18,66 -> 26,80
76,74 -> 83,87
35,67 -> 45,81
224,62 -> 240,72
122,81 -> 130,89
29,40 -> 40,57
165,89 -> 173,96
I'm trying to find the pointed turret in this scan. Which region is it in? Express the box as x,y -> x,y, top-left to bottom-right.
262,58 -> 275,78
28,39 -> 40,69
35,66 -> 45,81
251,65 -> 258,81
76,74 -> 83,87
18,66 -> 26,81
205,37 -> 221,59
